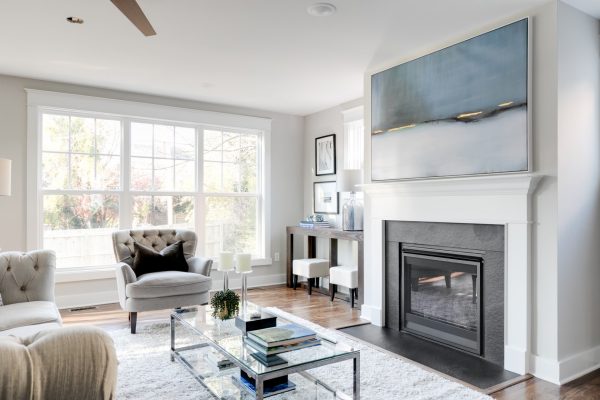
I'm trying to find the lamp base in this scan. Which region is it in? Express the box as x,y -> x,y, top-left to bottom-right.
342,193 -> 363,231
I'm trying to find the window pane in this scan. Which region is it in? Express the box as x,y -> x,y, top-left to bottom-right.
154,159 -> 174,191
205,196 -> 257,257
131,122 -> 153,157
203,161 -> 221,192
222,132 -> 240,163
43,194 -> 119,268
131,157 -> 153,191
132,195 -> 194,229
42,114 -> 69,152
42,153 -> 68,189
240,135 -> 258,193
175,160 -> 195,192
70,117 -> 95,154
96,119 -> 121,155
204,130 -> 222,161
70,154 -> 95,190
222,162 -> 239,192
96,155 -> 121,190
175,127 -> 195,159
154,125 -> 174,158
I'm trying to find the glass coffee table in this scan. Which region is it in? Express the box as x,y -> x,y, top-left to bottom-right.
170,306 -> 360,399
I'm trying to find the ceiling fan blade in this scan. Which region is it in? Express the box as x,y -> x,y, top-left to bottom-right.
110,0 -> 156,36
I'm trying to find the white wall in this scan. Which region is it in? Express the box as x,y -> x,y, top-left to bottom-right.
302,100 -> 362,269
0,74 -> 305,307
557,1 -> 600,382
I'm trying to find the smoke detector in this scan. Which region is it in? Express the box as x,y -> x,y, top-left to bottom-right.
307,3 -> 337,17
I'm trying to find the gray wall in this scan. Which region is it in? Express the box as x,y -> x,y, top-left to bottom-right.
557,2 -> 600,368
0,74 -> 305,305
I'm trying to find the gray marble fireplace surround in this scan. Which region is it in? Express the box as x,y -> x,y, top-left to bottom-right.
384,220 -> 505,366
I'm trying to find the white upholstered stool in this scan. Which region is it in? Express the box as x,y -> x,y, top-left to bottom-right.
292,258 -> 330,295
329,265 -> 358,308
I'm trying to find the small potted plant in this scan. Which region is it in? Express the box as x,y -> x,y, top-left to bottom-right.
210,289 -> 240,320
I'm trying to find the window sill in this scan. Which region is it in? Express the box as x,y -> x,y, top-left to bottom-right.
56,266 -> 116,283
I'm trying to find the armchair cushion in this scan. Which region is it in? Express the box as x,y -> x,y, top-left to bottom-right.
0,301 -> 61,333
132,241 -> 188,277
125,271 -> 212,299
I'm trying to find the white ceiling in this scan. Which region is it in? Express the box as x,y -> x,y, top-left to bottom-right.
0,0 -> 551,116
563,0 -> 600,17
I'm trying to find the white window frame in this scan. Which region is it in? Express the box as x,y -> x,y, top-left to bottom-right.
26,90 -> 272,280
342,105 -> 364,170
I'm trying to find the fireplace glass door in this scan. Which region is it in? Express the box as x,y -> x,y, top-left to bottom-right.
401,246 -> 482,354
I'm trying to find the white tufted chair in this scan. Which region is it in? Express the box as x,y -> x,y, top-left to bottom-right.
112,229 -> 213,333
0,250 -> 62,337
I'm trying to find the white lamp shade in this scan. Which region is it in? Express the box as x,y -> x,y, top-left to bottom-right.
235,253 -> 252,273
218,252 -> 234,271
0,159 -> 11,196
338,169 -> 362,193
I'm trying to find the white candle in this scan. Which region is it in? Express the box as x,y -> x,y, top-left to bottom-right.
235,253 -> 252,273
218,252 -> 234,271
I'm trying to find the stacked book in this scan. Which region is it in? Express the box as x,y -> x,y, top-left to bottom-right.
298,220 -> 330,229
245,323 -> 321,367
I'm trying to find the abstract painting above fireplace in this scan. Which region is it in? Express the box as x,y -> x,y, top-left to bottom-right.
371,18 -> 529,181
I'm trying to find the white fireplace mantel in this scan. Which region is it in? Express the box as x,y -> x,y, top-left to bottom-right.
361,173 -> 541,375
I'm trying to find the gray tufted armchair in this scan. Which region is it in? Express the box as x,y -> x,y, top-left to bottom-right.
0,250 -> 62,337
112,229 -> 213,333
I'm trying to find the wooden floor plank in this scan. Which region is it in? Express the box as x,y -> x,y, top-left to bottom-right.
60,284 -> 599,400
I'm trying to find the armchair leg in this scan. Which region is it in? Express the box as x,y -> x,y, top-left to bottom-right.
293,274 -> 298,290
130,312 -> 138,334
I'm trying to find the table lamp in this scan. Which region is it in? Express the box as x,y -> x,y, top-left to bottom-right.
218,251 -> 234,290
338,169 -> 363,231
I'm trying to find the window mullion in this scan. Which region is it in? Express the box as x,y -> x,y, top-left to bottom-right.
121,118 -> 132,229
196,127 -> 205,256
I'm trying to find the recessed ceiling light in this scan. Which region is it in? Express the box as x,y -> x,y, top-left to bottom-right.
307,3 -> 337,17
66,16 -> 84,24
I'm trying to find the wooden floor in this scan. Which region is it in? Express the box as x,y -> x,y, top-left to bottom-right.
61,285 -> 600,400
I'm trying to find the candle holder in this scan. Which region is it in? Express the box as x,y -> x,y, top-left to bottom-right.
218,251 -> 235,291
233,254 -> 276,335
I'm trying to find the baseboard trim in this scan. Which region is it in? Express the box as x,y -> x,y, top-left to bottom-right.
558,344 -> 600,384
360,304 -> 383,326
504,345 -> 529,375
530,354 -> 561,384
56,290 -> 119,310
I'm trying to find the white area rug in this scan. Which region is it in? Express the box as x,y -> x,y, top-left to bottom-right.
111,307 -> 491,399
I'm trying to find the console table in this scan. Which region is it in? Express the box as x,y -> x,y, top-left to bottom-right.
286,226 -> 364,308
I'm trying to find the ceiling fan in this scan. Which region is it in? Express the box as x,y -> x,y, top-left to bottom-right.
110,0 -> 156,36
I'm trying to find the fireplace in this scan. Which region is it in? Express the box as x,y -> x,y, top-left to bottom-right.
401,245 -> 482,354
384,221 -> 505,366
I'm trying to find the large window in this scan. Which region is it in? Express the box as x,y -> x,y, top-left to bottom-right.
31,92 -> 269,270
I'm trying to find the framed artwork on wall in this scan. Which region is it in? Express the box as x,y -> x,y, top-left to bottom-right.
371,18 -> 530,181
313,181 -> 338,214
315,134 -> 336,176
